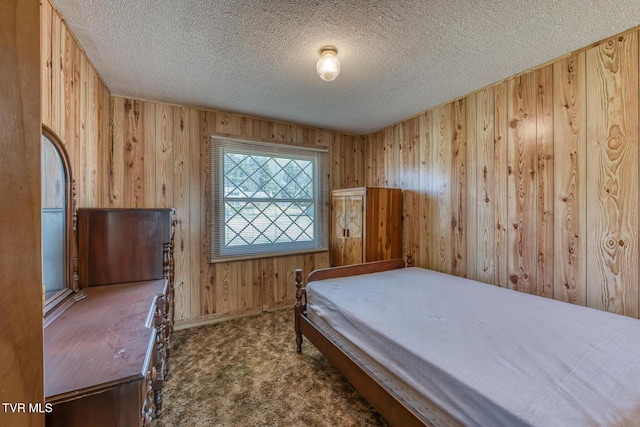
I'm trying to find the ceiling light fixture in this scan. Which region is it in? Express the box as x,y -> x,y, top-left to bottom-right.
316,46 -> 340,82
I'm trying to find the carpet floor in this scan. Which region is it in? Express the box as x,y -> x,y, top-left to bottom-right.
155,309 -> 389,427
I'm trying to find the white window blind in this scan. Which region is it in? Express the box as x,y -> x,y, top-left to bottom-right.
210,136 -> 328,262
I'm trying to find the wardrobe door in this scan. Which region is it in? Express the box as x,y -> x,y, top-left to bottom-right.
343,194 -> 364,265
330,190 -> 364,266
330,193 -> 347,266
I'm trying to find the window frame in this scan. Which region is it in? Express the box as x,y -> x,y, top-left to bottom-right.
209,136 -> 328,263
42,127 -> 78,318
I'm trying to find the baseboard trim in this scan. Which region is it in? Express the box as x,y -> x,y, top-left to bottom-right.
173,302 -> 294,330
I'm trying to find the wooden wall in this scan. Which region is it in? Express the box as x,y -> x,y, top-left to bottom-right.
0,0 -> 44,425
364,29 -> 640,318
109,99 -> 363,325
41,0 -> 111,209
44,0 -> 640,322
41,0 -> 364,326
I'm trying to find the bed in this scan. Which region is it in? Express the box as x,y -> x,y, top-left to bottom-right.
293,259 -> 640,427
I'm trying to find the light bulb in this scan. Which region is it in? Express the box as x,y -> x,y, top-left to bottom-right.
316,46 -> 340,82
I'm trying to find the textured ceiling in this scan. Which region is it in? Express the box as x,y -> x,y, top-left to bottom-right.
52,0 -> 640,135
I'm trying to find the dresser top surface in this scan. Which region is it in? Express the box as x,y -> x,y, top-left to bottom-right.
44,279 -> 166,400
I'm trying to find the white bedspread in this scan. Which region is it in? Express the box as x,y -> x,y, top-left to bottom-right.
305,267 -> 640,426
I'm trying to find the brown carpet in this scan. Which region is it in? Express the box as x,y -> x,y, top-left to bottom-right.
155,309 -> 389,427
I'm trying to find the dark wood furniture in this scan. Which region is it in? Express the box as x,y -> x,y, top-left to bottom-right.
294,259 -> 454,427
78,208 -> 173,287
330,187 -> 402,267
45,280 -> 167,426
45,208 -> 175,427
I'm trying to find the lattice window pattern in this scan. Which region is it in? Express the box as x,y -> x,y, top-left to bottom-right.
210,137 -> 328,261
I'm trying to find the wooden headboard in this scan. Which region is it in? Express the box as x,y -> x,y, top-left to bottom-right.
306,259 -> 405,283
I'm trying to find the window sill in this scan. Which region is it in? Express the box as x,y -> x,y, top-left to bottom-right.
43,289 -> 81,328
209,247 -> 328,264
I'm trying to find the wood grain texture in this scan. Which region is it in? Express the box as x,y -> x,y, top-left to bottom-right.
41,0 -> 52,127
1,1 -> 44,424
188,108 -> 201,321
465,94 -> 478,281
330,187 -> 402,267
363,132 -> 374,186
362,30 -> 640,318
330,133 -> 341,191
392,124 -> 403,188
330,192 -> 348,266
586,33 -> 639,316
451,99 -> 468,277
553,52 -> 587,305
142,101 -> 157,206
173,106 -> 191,320
41,6 -> 640,323
401,117 -> 421,264
66,29 -> 80,182
109,98 -> 124,207
307,259 -> 406,283
494,82 -> 509,288
476,88 -> 496,284
344,194 -> 364,265
368,131 -> 387,187
51,8 -> 64,143
383,126 -> 394,187
79,55 -> 99,207
536,65 -> 554,298
156,103 -> 173,209
254,257 -> 274,309
346,135 -> 365,188
277,255 -> 300,305
44,280 -> 164,398
103,102 -> 347,322
507,74 -> 537,294
431,104 -> 453,274
41,4 -> 348,324
200,111 -> 216,316
417,111 -> 431,268
215,262 -> 233,313
96,76 -> 111,207
122,99 -> 144,207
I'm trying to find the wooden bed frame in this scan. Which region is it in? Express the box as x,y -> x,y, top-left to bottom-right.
293,259 -> 458,427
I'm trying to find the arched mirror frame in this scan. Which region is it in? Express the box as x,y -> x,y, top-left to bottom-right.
42,125 -> 79,316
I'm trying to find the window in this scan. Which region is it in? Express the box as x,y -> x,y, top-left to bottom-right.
210,136 -> 328,262
42,130 -> 76,313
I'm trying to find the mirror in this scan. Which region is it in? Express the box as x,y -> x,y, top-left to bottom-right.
41,131 -> 76,310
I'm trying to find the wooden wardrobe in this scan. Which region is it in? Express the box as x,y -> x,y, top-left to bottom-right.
330,187 -> 402,267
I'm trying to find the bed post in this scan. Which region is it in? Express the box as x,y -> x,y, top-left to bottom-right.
294,268 -> 305,353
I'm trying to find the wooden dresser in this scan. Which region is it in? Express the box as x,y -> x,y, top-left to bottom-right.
45,208 -> 175,427
77,208 -> 174,287
330,187 -> 402,266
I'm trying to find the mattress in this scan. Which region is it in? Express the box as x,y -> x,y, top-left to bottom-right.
305,267 -> 640,427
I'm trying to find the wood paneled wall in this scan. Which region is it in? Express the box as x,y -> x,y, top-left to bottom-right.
109,100 -> 363,325
1,0 -> 44,425
42,1 -> 364,325
43,0 -> 640,322
41,0 -> 111,209
364,29 -> 640,318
